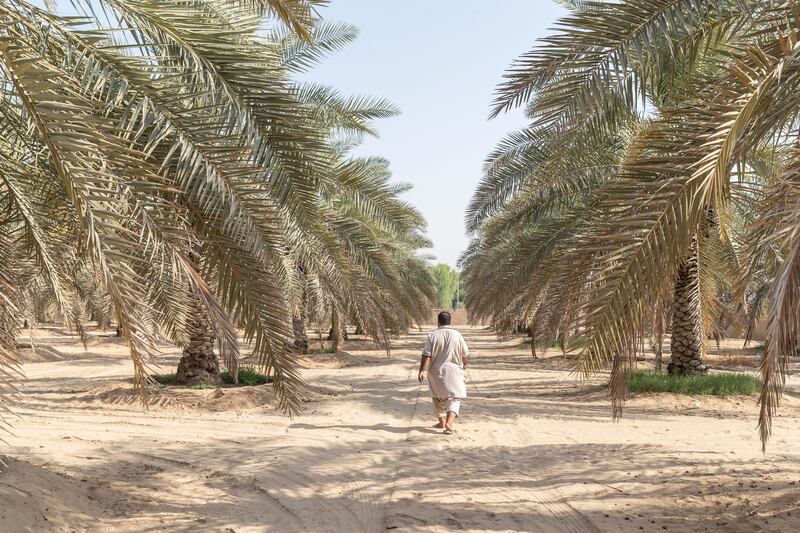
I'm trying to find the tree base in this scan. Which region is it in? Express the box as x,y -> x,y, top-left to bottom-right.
294,339 -> 309,355
175,345 -> 221,386
666,358 -> 708,375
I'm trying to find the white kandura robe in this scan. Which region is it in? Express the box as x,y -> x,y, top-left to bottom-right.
422,326 -> 469,399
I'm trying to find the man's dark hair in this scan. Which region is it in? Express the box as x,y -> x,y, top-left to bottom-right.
438,311 -> 452,326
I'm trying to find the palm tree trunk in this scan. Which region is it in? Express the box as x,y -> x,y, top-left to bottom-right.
293,315 -> 309,354
668,239 -> 707,375
292,297 -> 309,355
317,325 -> 325,350
654,340 -> 663,372
176,295 -> 221,385
330,308 -> 343,351
652,308 -> 665,372
653,321 -> 664,372
558,330 -> 567,358
293,263 -> 309,354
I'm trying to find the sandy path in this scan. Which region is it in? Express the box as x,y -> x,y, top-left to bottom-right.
2,327 -> 800,532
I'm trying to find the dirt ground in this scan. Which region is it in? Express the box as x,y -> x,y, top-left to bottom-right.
2,326 -> 799,532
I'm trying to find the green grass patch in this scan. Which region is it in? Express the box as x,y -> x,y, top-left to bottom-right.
152,366 -> 271,388
153,373 -> 177,386
308,347 -> 337,354
223,366 -> 271,386
627,371 -> 761,396
188,382 -> 217,389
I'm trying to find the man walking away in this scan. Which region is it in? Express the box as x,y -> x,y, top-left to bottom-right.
417,311 -> 469,435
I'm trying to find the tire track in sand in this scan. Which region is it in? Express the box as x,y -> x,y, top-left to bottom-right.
128,434 -> 383,533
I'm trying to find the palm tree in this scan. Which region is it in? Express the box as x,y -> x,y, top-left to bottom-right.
0,0 -> 435,427
0,0 -> 331,407
465,0 -> 800,446
0,0 -> 432,424
300,152 -> 437,350
274,26 -> 437,350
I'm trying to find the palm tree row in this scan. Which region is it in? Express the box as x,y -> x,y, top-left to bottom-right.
0,0 -> 435,433
463,0 -> 800,447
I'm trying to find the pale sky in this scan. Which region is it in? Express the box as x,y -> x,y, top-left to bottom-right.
306,1 -> 566,267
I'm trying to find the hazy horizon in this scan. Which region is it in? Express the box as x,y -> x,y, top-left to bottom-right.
305,1 -> 566,267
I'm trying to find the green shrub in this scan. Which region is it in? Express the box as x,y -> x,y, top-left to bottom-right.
308,347 -> 337,354
153,373 -> 177,386
221,366 -> 271,386
152,366 -> 271,387
626,371 -> 761,396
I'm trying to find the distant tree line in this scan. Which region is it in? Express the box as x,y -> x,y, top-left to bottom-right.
430,264 -> 463,310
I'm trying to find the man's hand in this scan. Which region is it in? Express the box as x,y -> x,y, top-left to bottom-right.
418,353 -> 430,383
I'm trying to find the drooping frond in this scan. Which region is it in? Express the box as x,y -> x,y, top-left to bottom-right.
490,0 -> 768,120
0,0 -> 436,429
467,0 -> 800,449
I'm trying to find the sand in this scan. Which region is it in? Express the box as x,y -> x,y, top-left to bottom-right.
2,326 -> 800,532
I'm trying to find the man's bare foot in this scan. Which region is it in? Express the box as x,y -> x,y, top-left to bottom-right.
433,416 -> 446,429
444,412 -> 456,434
